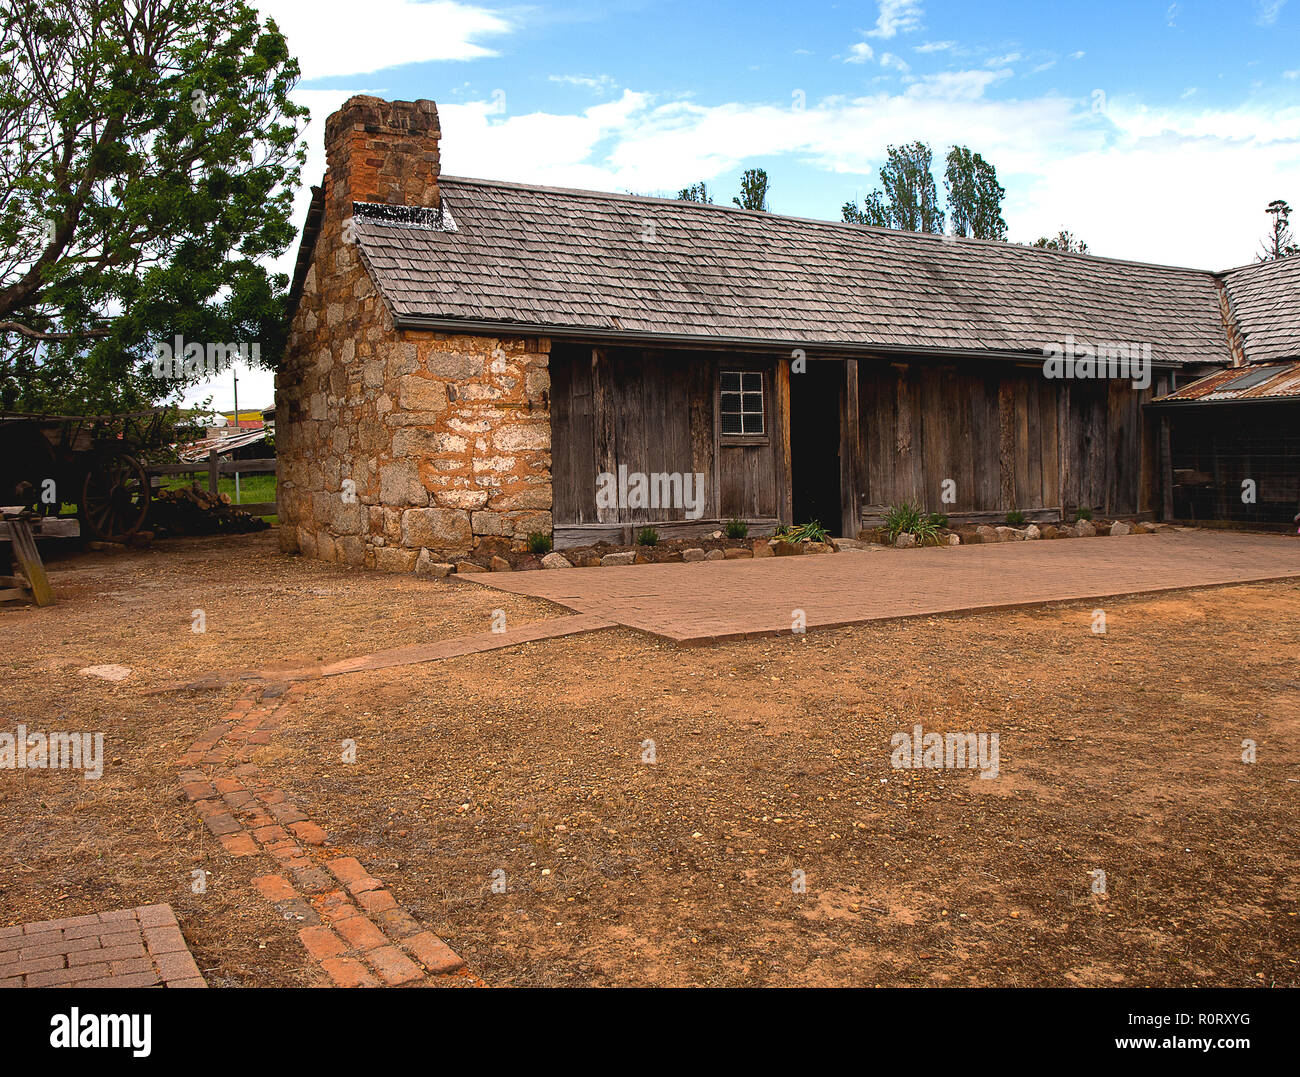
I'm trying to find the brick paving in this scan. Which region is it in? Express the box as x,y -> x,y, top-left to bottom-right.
0,904 -> 204,988
181,612 -> 614,691
469,531 -> 1300,642
178,686 -> 483,988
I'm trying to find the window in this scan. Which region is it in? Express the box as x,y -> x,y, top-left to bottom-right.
720,371 -> 764,435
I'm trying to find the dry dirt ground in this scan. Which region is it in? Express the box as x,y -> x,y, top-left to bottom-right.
1,531 -> 1298,987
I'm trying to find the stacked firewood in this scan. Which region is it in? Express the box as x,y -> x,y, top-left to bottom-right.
150,483 -> 269,535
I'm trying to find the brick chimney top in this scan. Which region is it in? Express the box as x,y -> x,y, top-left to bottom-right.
324,95 -> 441,211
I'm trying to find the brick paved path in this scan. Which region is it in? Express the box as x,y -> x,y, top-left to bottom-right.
1,904 -> 204,988
471,531 -> 1300,642
179,686 -> 481,988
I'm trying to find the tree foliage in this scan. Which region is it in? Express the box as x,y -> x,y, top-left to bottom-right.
1259,199 -> 1298,261
0,0 -> 308,412
732,168 -> 769,211
842,142 -> 944,234
944,146 -> 1007,240
676,181 -> 712,204
1032,230 -> 1090,254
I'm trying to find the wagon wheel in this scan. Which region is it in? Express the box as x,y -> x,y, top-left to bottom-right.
80,450 -> 150,542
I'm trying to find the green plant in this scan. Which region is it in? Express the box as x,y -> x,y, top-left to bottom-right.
927,512 -> 949,529
912,516 -> 943,546
725,517 -> 749,539
788,520 -> 830,544
1005,509 -> 1026,526
883,501 -> 924,543
1074,506 -> 1093,522
773,524 -> 791,538
527,531 -> 553,555
636,527 -> 659,547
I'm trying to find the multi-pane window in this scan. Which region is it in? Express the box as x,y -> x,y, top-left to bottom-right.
720,371 -> 764,435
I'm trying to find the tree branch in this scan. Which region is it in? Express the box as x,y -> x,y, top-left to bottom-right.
0,321 -> 111,340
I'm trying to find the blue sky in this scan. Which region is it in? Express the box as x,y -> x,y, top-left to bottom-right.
197,0 -> 1299,409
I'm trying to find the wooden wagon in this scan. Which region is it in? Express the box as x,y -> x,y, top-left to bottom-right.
0,408 -> 167,542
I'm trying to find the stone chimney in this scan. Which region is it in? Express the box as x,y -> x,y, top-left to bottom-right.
323,96 -> 441,214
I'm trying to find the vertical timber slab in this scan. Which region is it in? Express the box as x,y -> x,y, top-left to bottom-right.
998,380 -> 1016,510
841,358 -> 861,538
774,358 -> 793,527
8,519 -> 53,606
688,357 -> 717,520
590,346 -> 617,524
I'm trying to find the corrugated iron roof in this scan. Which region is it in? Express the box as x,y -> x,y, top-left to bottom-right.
176,427 -> 268,462
1152,359 -> 1300,404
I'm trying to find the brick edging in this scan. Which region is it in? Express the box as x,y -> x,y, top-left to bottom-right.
179,686 -> 481,987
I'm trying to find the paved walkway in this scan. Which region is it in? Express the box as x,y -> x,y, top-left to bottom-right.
179,688 -> 482,988
470,531 -> 1300,642
1,904 -> 204,988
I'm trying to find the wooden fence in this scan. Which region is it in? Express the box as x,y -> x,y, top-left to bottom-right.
146,453 -> 277,516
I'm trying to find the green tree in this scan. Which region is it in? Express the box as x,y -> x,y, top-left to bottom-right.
1259,199 -> 1298,261
0,0 -> 308,412
732,168 -> 769,211
841,193 -> 890,228
944,146 -> 1007,240
676,181 -> 713,204
842,142 -> 944,234
1032,230 -> 1090,254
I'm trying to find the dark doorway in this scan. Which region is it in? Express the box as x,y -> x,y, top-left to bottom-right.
790,360 -> 843,531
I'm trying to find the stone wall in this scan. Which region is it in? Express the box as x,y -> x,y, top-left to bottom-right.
275,96 -> 553,571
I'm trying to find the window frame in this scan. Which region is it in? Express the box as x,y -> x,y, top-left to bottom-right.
718,368 -> 768,444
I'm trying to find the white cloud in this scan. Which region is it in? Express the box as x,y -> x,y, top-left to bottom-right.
913,40 -> 955,53
1181,87 -> 1198,98
906,69 -> 1013,100
1031,60 -> 1056,74
986,52 -> 1021,66
1167,3 -> 1179,27
845,41 -> 875,64
880,52 -> 911,73
254,0 -> 513,80
433,80 -> 1298,271
1285,70 -> 1299,79
1070,50 -> 1086,60
1255,0 -> 1287,26
866,0 -> 924,39
549,74 -> 618,94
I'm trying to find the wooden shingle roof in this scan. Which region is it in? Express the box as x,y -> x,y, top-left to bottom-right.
1220,257 -> 1300,364
348,175 -> 1295,366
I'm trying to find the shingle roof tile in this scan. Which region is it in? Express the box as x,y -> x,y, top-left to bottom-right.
349,176 -> 1297,365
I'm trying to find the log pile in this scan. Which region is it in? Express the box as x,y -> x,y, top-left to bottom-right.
150,484 -> 269,535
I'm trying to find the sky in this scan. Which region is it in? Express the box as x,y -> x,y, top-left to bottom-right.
191,0 -> 1300,410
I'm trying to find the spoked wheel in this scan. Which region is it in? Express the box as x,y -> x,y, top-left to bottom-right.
80,451 -> 150,542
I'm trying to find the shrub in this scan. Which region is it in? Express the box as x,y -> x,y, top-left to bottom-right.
527,531 -> 552,555
1005,509 -> 1026,526
927,512 -> 949,530
789,520 -> 830,544
1074,506 -> 1093,522
636,527 -> 659,546
912,516 -> 943,546
883,501 -> 924,544
725,517 -> 749,539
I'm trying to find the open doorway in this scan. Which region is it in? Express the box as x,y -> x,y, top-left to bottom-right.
790,360 -> 843,532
